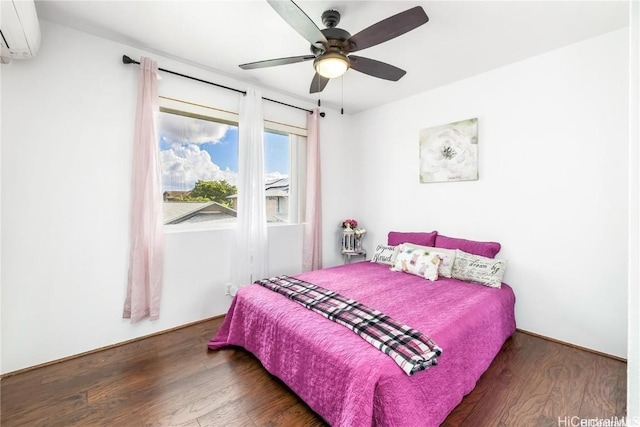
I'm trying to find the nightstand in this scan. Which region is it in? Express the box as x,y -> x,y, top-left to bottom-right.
343,249 -> 367,264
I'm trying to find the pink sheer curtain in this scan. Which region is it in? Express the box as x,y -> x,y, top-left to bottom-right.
123,57 -> 164,322
302,109 -> 322,271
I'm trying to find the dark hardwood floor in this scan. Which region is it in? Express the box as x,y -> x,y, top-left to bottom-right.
0,317 -> 626,426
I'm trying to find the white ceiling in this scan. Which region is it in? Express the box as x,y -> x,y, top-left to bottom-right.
34,1 -> 629,114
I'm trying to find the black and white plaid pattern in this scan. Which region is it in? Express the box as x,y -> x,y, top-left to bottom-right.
255,275 -> 442,376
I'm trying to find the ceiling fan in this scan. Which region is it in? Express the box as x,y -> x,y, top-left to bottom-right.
239,1 -> 429,94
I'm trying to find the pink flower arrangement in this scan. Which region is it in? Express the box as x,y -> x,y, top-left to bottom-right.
341,218 -> 358,229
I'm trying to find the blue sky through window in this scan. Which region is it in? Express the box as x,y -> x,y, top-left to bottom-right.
264,131 -> 290,176
158,111 -> 290,192
202,127 -> 238,172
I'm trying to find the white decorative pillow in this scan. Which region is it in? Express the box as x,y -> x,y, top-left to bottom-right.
451,250 -> 507,288
402,243 -> 456,278
370,244 -> 399,265
391,246 -> 441,281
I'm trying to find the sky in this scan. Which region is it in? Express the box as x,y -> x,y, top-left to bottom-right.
158,112 -> 289,191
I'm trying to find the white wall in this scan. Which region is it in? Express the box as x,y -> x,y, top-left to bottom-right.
628,0 -> 639,420
317,114 -> 360,267
0,20 -> 352,374
352,29 -> 629,359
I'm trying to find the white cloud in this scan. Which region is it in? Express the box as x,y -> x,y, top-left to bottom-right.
159,112 -> 229,145
161,144 -> 237,191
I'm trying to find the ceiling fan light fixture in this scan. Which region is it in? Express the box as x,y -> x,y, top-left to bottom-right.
314,52 -> 350,79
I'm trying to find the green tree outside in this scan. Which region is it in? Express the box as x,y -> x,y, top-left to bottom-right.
188,180 -> 237,207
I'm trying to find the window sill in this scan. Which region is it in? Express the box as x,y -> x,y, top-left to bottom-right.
163,222 -> 301,234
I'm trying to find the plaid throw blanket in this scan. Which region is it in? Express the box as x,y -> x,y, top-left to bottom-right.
255,275 -> 442,376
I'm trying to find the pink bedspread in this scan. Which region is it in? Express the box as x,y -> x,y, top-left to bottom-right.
208,262 -> 516,426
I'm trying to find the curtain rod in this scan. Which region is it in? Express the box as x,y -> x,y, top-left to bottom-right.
122,55 -> 324,116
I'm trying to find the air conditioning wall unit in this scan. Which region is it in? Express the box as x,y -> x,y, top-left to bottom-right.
1,0 -> 41,63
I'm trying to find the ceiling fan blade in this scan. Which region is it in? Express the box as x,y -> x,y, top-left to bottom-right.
267,0 -> 328,48
348,6 -> 428,53
309,73 -> 330,93
240,55 -> 315,70
349,55 -> 406,81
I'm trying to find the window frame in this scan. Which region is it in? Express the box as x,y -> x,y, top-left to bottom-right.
158,96 -> 307,232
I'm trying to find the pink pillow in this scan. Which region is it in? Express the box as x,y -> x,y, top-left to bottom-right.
435,234 -> 501,258
387,231 -> 437,247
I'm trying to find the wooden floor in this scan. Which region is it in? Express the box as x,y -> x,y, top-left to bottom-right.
0,317 -> 626,427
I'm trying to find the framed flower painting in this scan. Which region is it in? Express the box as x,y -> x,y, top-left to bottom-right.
419,118 -> 478,183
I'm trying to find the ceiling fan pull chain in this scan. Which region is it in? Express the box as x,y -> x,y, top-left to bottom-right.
341,75 -> 344,115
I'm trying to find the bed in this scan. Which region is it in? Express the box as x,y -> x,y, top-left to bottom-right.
208,236 -> 516,426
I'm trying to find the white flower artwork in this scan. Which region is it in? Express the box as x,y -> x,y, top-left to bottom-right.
419,118 -> 478,183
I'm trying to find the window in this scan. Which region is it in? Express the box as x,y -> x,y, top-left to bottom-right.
158,97 -> 306,229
